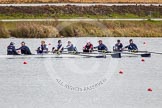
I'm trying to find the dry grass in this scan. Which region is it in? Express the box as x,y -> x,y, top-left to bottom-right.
0,0 -> 161,3
103,21 -> 162,37
0,22 -> 9,38
1,21 -> 162,38
9,22 -> 59,38
58,22 -> 108,37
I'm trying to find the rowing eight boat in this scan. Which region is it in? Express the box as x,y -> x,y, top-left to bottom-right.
0,52 -> 151,59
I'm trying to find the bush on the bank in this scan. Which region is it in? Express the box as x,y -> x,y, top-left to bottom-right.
59,25 -> 76,37
10,23 -> 58,38
0,5 -> 161,18
58,22 -> 108,37
0,22 -> 9,38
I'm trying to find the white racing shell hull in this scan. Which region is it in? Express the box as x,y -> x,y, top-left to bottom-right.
0,52 -> 151,59
0,53 -> 106,59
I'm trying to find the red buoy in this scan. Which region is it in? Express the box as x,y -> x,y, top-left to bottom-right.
119,70 -> 124,74
23,61 -> 28,64
147,88 -> 153,92
141,58 -> 145,62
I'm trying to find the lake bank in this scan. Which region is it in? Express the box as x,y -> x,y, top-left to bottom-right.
0,20 -> 162,38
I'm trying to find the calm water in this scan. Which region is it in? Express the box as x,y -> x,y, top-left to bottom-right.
0,37 -> 162,108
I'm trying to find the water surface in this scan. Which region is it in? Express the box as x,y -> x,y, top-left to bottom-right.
0,37 -> 162,108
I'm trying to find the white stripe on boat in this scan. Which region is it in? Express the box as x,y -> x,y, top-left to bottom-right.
0,54 -> 106,58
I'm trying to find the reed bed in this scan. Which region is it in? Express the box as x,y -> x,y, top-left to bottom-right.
0,22 -> 9,38
1,21 -> 162,38
9,22 -> 59,38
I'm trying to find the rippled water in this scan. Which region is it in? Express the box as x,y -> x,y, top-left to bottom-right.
0,37 -> 162,108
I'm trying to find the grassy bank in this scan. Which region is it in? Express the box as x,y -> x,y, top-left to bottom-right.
0,14 -> 142,19
0,20 -> 162,38
0,5 -> 162,19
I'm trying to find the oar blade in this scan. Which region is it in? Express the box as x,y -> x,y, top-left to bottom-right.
111,53 -> 121,58
141,53 -> 151,57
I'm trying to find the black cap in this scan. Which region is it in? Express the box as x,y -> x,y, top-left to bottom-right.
129,39 -> 133,42
21,41 -> 25,44
117,40 -> 120,43
10,42 -> 14,45
58,40 -> 61,43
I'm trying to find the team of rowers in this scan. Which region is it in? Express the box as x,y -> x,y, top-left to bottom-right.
7,39 -> 138,55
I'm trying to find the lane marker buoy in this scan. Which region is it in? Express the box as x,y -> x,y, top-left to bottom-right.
141,58 -> 145,62
23,61 -> 28,64
119,69 -> 124,74
147,88 -> 153,92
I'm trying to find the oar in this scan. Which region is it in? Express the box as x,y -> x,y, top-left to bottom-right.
57,51 -> 99,55
118,51 -> 151,57
92,50 -> 121,58
138,51 -> 162,55
149,52 -> 162,55
62,52 -> 106,58
51,51 -> 106,58
89,50 -> 122,58
55,50 -> 119,58
123,50 -> 162,55
123,52 -> 151,57
75,54 -> 106,58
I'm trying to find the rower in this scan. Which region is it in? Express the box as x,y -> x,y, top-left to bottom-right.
37,41 -> 48,54
83,41 -> 93,52
52,40 -> 64,53
65,41 -> 77,52
94,40 -> 108,52
16,41 -> 31,55
7,42 -> 19,55
125,39 -> 138,52
113,39 -> 123,52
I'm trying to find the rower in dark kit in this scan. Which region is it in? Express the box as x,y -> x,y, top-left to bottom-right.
125,39 -> 138,52
94,40 -> 108,52
16,41 -> 32,55
52,40 -> 64,53
113,39 -> 123,52
83,41 -> 93,52
65,41 -> 77,52
37,41 -> 48,54
7,42 -> 19,55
